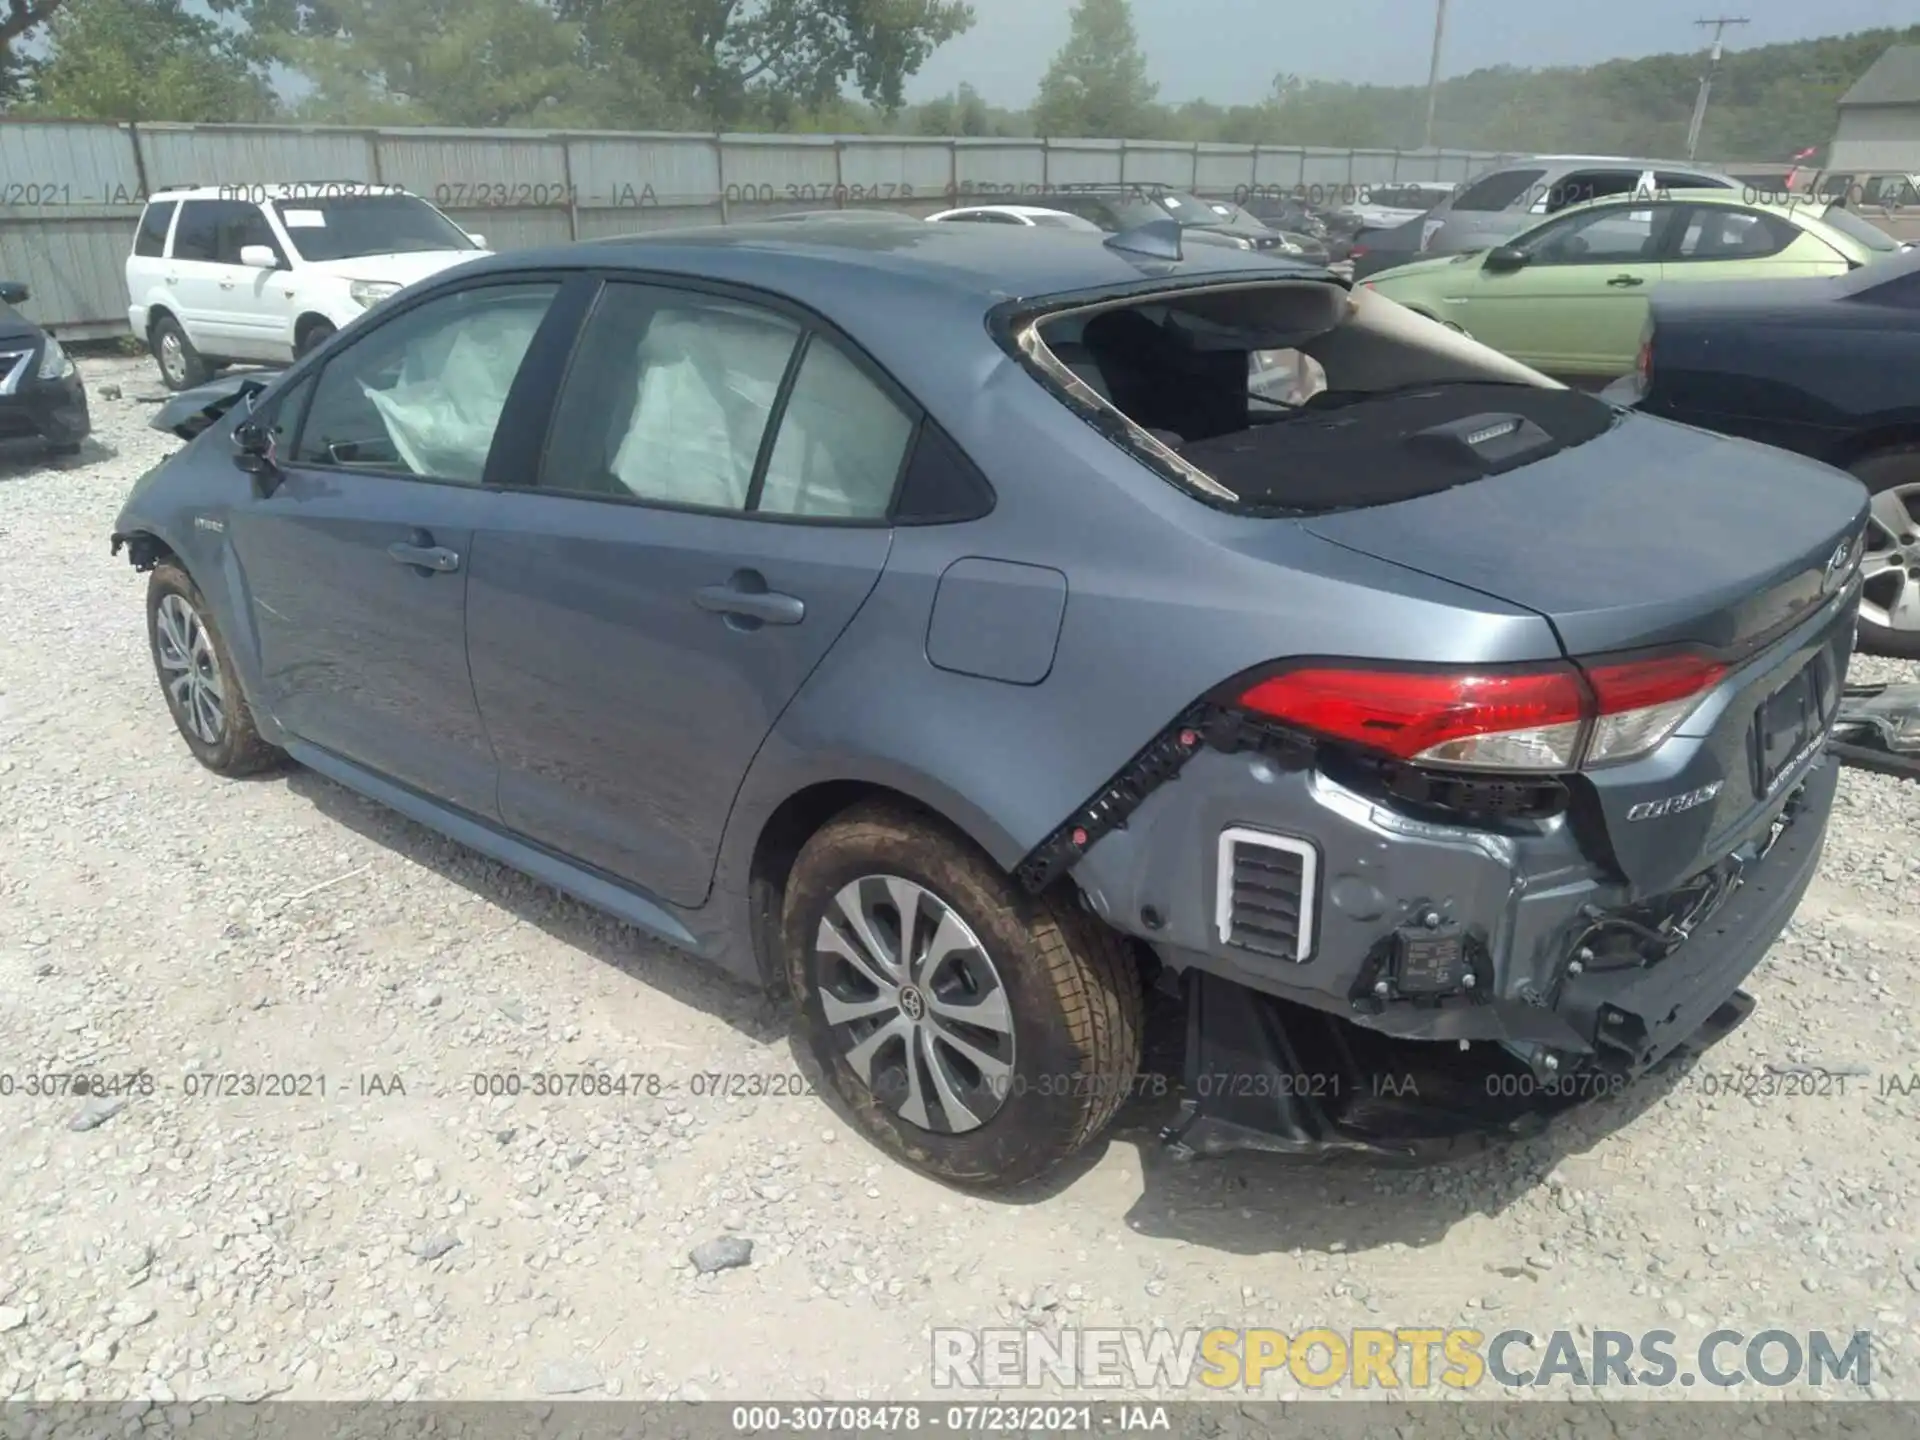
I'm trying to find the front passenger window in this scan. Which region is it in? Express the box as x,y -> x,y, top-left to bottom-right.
293,281 -> 557,483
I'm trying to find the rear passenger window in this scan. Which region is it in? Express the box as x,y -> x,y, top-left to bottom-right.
1545,171 -> 1644,214
1674,208 -> 1794,261
542,283 -> 800,510
1451,168 -> 1546,212
758,339 -> 915,520
134,202 -> 176,258
171,201 -> 221,261
542,280 -> 914,521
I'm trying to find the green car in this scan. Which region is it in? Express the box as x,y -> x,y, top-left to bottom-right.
1366,190 -> 1884,377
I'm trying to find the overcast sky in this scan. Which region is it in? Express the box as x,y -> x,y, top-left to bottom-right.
910,0 -> 1914,107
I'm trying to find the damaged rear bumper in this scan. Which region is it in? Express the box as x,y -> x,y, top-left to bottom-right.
1155,760 -> 1833,1161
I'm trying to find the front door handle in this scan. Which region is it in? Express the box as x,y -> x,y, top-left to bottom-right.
695,571 -> 805,628
1607,274 -> 1645,287
388,541 -> 460,574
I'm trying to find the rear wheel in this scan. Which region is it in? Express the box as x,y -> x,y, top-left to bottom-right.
150,314 -> 209,392
146,562 -> 283,776
784,802 -> 1144,1190
1850,445 -> 1920,659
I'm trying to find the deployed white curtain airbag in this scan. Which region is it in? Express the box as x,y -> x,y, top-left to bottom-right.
609,306 -> 797,508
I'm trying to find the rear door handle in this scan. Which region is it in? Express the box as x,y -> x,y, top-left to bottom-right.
1607,274 -> 1646,287
695,572 -> 805,627
388,541 -> 460,574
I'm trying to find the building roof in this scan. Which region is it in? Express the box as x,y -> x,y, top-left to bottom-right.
1840,45 -> 1920,108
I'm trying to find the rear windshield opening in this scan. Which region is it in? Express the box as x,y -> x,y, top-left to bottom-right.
1022,281 -> 1617,515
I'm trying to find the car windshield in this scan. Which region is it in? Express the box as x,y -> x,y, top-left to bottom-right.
270,194 -> 476,262
1819,202 -> 1901,254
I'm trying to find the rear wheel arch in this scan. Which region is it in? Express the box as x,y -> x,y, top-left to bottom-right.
743,774 -> 1115,993
1831,425 -> 1920,473
145,305 -> 179,342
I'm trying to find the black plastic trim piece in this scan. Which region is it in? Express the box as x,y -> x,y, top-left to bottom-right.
1015,704 -> 1217,894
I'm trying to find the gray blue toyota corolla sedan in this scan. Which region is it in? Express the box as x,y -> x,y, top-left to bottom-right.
112,215 -> 1868,1188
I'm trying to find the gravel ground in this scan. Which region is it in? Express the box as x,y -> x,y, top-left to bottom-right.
2,355 -> 1918,1408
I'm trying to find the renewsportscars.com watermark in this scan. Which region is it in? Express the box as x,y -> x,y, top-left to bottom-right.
931,1327 -> 1872,1392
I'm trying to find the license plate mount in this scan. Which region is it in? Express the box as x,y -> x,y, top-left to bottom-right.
1754,651 -> 1836,797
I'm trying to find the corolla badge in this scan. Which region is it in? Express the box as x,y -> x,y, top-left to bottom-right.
1626,782 -> 1723,822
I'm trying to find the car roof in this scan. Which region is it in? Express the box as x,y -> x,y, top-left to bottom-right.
937,204 -> 1077,218
145,183 -> 413,202
542,214 -> 1297,305
1548,188 -> 1826,218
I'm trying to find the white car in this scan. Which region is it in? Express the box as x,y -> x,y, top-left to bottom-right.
925,205 -> 1104,231
125,183 -> 490,390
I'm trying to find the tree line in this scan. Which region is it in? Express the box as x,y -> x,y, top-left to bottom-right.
0,0 -> 1912,164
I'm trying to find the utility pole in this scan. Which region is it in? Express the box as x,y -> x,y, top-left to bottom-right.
1685,16 -> 1749,160
1422,0 -> 1449,150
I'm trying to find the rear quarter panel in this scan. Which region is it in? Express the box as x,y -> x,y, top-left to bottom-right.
720,337 -> 1566,885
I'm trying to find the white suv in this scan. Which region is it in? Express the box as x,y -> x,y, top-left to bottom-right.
125,183 -> 491,390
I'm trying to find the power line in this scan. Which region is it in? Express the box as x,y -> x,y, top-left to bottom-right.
1685,15 -> 1749,160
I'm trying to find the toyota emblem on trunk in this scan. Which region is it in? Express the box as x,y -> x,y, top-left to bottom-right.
1822,534 -> 1860,595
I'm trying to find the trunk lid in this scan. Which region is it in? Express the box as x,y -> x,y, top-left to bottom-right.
1303,411 -> 1869,895
1302,411 -> 1866,656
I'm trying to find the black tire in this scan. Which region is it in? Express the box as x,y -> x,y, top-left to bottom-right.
146,562 -> 284,776
295,319 -> 336,358
150,313 -> 210,392
784,801 -> 1144,1190
1849,445 -> 1920,661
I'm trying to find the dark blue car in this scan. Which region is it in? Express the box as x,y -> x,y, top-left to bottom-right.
113,216 -> 1869,1186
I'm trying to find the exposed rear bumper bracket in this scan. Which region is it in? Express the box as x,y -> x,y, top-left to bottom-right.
1829,682 -> 1920,783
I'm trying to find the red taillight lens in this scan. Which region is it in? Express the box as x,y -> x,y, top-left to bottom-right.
1582,653 -> 1727,765
1237,653 -> 1728,773
1635,338 -> 1653,394
1238,666 -> 1588,771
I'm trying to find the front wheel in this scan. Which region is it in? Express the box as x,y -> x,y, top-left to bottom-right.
295,320 -> 336,358
146,562 -> 283,776
783,802 -> 1144,1190
1851,445 -> 1920,659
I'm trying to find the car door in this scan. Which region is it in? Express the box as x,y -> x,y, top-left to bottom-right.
226,277 -> 566,815
464,278 -> 910,907
1455,202 -> 1677,374
164,199 -> 241,353
211,202 -> 298,361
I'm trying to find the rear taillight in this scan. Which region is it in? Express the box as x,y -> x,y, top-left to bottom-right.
1634,326 -> 1654,396
1582,653 -> 1727,765
1236,653 -> 1727,774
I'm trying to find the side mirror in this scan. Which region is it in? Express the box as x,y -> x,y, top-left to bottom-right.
0,281 -> 28,305
465,232 -> 487,249
1483,245 -> 1529,273
233,418 -> 281,496
239,245 -> 280,270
